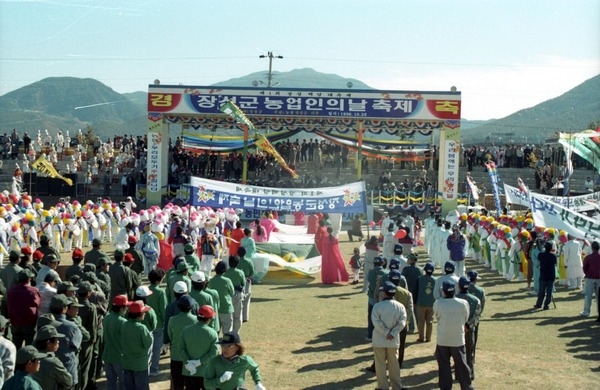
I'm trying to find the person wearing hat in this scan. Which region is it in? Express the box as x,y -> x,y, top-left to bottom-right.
126,235 -> 145,275
167,295 -> 198,390
167,258 -> 192,304
1,345 -> 46,390
146,269 -> 167,376
31,325 -> 73,389
224,255 -> 246,334
49,294 -> 83,388
84,239 -> 111,269
35,253 -> 61,288
447,224 -> 468,277
138,224 -> 161,277
0,315 -> 16,388
95,257 -> 113,296
76,281 -> 99,390
180,305 -> 219,388
65,247 -> 85,282
170,225 -> 190,258
36,272 -> 58,316
374,258 -> 407,304
433,261 -> 460,301
102,295 -> 132,389
189,271 -> 220,334
121,300 -> 152,389
388,270 -> 413,369
109,249 -> 136,300
236,246 -> 255,324
370,281 -> 408,390
56,281 -> 79,298
401,253 -> 421,333
19,246 -> 38,288
114,221 -> 134,252
366,256 -> 387,341
0,250 -> 22,290
163,281 -> 199,349
134,285 -> 157,333
183,243 -> 201,275
7,269 -> 40,348
433,280 -> 473,390
36,234 -> 60,265
208,261 -> 235,336
456,276 -> 482,380
204,332 -> 265,390
414,262 -> 438,343
31,250 -> 43,273
362,236 -> 380,294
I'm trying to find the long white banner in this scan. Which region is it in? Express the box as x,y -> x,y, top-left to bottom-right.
504,184 -> 600,212
526,190 -> 600,241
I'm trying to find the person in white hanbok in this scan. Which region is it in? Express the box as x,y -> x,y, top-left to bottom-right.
562,235 -> 584,289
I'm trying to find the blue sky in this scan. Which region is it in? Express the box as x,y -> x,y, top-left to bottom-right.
0,0 -> 598,120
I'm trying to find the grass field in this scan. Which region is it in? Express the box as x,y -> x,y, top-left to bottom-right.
87,239 -> 600,390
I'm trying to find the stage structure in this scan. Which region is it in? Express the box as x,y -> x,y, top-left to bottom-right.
147,85 -> 461,211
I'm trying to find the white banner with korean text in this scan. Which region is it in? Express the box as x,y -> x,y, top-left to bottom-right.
504,184 -> 600,212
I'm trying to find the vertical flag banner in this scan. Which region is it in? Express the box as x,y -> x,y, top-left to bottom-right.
438,127 -> 460,212
31,156 -> 73,186
484,161 -> 502,216
219,100 -> 256,130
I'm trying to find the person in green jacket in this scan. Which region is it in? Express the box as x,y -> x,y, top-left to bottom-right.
167,260 -> 192,304
121,300 -> 152,390
146,269 -> 167,377
134,285 -> 157,333
102,294 -> 131,390
236,247 -> 255,323
204,332 -> 265,390
414,262 -> 437,343
224,256 -> 246,334
184,244 -> 201,274
208,261 -> 234,336
2,345 -> 45,390
168,295 -> 198,390
32,325 -> 73,390
189,271 -> 220,334
181,305 -> 219,389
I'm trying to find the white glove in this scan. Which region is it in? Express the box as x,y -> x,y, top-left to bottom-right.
256,383 -> 266,390
219,371 -> 233,383
185,361 -> 197,375
189,359 -> 201,368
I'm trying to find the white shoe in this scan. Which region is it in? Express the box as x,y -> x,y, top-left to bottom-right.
580,311 -> 590,317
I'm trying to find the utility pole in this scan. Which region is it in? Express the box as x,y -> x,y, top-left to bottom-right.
259,51 -> 283,88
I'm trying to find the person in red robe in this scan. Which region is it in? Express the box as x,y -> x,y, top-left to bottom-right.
229,221 -> 246,257
319,226 -> 350,284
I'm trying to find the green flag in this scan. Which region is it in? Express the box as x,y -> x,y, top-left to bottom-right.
219,101 -> 255,130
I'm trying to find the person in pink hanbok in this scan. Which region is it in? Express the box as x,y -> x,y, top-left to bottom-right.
320,227 -> 350,284
314,220 -> 328,255
251,219 -> 268,243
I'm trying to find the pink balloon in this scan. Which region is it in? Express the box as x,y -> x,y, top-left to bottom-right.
369,221 -> 376,228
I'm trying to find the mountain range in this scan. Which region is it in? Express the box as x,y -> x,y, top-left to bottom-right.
0,68 -> 597,143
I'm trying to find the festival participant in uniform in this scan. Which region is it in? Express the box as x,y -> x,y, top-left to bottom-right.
362,236 -> 380,293
496,226 -> 514,278
65,248 -> 85,281
2,345 -> 46,390
204,332 -> 265,390
209,261 -> 235,336
108,250 -> 135,300
224,255 -> 246,334
507,230 -> 529,281
486,222 -> 499,271
370,281 -> 407,390
134,286 -> 157,335
414,262 -> 437,343
121,301 -> 153,390
433,262 -> 459,301
168,295 -> 198,390
50,294 -> 83,388
365,256 -> 386,341
0,250 -> 22,290
388,270 -> 413,369
434,281 -> 474,390
236,247 -> 255,323
0,315 -> 16,387
125,235 -> 145,275
180,305 -> 220,389
456,277 -> 482,380
167,260 -> 192,304
200,232 -> 218,279
467,270 -> 485,372
84,238 -> 111,269
146,269 -> 167,376
184,244 -> 201,274
31,325 -> 73,390
563,235 -> 584,289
